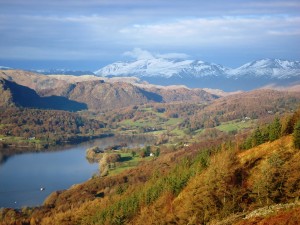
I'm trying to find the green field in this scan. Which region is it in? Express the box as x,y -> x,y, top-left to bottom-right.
216,119 -> 255,133
165,118 -> 183,126
109,152 -> 154,176
119,113 -> 183,137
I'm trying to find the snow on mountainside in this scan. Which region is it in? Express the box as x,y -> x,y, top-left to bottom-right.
95,58 -> 300,80
95,58 -> 229,78
0,66 -> 11,70
229,59 -> 300,79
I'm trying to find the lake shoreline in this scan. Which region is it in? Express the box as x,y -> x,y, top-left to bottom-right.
0,134 -> 156,209
0,133 -> 114,163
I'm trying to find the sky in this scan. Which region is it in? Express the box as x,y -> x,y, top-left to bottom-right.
0,0 -> 300,70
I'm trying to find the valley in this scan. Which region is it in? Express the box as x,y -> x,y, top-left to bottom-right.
0,68 -> 300,225
1,69 -> 299,152
1,0 -> 300,224
1,108 -> 300,224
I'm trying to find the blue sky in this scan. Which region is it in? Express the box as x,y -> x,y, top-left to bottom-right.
0,0 -> 299,70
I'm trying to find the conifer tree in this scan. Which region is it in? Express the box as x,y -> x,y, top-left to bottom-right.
293,120 -> 300,149
269,117 -> 282,141
253,127 -> 264,146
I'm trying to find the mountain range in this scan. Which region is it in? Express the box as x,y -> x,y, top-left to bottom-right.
0,70 -> 217,111
95,58 -> 300,91
1,57 -> 299,91
0,57 -> 299,103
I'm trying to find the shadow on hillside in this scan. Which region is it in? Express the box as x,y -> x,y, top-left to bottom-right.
139,89 -> 163,102
5,79 -> 87,111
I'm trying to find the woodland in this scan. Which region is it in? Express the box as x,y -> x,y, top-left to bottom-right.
0,107 -> 300,224
0,107 -> 107,149
0,70 -> 300,224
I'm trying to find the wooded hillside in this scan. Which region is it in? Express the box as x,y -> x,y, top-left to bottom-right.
1,109 -> 300,224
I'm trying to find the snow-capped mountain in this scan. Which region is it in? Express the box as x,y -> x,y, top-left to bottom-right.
229,59 -> 300,79
94,57 -> 300,91
95,58 -> 229,78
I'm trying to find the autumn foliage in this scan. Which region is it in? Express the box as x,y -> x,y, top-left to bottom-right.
0,107 -> 106,148
1,108 -> 300,225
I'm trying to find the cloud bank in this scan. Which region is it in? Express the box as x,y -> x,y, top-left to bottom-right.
123,48 -> 189,60
0,0 -> 299,68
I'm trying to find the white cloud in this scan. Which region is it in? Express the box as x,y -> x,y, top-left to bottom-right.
123,48 -> 189,60
123,48 -> 154,60
0,1 -> 299,63
119,16 -> 300,47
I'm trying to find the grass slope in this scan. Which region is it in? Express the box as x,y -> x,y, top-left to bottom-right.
1,124 -> 299,225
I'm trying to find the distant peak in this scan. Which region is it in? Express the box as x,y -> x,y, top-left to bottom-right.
240,58 -> 300,69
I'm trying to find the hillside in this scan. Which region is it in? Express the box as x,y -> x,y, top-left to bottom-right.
0,78 -> 87,111
187,89 -> 300,129
0,70 -> 72,97
144,86 -> 217,103
165,135 -> 300,225
67,80 -> 163,111
0,78 -> 13,107
1,110 -> 299,224
0,107 -> 107,151
1,70 -> 299,147
0,69 -> 218,111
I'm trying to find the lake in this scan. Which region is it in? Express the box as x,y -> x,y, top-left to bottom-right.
0,135 -> 154,208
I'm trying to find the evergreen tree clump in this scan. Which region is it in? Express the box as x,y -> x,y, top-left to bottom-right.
143,146 -> 151,157
253,127 -> 264,146
242,117 -> 284,150
293,120 -> 300,149
269,117 -> 282,141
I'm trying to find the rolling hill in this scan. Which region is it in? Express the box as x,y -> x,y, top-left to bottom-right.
0,78 -> 87,111
0,69 -> 218,111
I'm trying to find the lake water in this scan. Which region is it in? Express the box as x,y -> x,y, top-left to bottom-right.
0,135 -> 154,208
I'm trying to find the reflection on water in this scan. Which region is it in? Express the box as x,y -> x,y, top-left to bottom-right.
0,152 -> 7,164
0,135 -> 155,208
